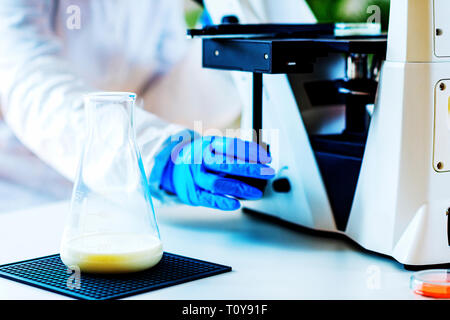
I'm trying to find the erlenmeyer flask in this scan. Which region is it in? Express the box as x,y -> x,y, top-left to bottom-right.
60,92 -> 162,274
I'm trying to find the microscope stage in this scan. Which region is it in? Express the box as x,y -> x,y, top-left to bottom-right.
202,36 -> 387,74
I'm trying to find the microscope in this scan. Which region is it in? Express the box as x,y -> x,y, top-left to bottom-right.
191,0 -> 450,267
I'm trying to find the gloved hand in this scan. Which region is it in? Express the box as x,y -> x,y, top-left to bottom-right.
159,136 -> 275,211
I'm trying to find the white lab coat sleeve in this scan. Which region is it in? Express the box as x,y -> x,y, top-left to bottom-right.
0,0 -> 184,203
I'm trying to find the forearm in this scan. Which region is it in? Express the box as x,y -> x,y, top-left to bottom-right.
2,58 -> 185,183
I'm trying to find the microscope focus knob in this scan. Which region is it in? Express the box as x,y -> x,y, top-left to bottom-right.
221,15 -> 239,24
272,178 -> 291,193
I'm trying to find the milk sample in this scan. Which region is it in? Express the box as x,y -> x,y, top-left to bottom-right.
60,233 -> 163,273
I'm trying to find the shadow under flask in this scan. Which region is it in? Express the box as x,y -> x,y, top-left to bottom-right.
60,92 -> 163,274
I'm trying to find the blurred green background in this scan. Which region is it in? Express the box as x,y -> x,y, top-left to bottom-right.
185,0 -> 391,30
306,0 -> 390,30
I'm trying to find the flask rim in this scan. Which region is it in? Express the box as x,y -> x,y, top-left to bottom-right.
84,92 -> 137,103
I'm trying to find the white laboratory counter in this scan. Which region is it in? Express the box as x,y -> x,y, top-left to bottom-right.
0,201 -> 423,300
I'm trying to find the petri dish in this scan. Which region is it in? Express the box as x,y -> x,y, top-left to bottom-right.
411,270 -> 450,299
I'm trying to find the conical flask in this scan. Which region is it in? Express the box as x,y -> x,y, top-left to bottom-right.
60,92 -> 162,274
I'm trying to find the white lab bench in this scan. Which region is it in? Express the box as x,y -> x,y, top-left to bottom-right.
0,201 -> 424,300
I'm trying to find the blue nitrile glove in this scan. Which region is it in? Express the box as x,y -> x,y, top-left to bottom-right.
159,135 -> 275,211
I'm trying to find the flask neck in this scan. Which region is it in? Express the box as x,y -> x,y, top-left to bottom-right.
84,92 -> 137,144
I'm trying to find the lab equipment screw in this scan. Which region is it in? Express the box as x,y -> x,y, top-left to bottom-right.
214,50 -> 220,57
437,29 -> 444,36
440,83 -> 446,91
264,53 -> 269,60
437,162 -> 444,170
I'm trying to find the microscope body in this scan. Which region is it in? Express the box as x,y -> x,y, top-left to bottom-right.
345,0 -> 450,265
204,0 -> 450,266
